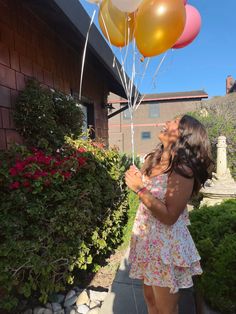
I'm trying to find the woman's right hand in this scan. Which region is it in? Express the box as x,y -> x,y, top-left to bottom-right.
129,165 -> 142,176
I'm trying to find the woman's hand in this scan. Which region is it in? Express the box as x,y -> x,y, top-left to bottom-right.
125,166 -> 144,192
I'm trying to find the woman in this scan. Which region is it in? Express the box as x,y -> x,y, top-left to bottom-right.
125,115 -> 213,314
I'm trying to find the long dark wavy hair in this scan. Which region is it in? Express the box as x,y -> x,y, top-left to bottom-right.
142,115 -> 214,196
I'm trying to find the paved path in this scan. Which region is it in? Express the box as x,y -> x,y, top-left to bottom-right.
100,249 -> 197,314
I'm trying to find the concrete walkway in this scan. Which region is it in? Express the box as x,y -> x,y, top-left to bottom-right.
100,249 -> 197,314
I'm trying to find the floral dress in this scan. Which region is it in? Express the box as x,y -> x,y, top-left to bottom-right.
128,173 -> 202,294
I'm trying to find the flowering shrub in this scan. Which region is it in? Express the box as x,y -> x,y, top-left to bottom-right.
0,140 -> 129,311
6,147 -> 86,192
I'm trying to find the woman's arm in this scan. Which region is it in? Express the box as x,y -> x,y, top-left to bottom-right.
125,169 -> 194,225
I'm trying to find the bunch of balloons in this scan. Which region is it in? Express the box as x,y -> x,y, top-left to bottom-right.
84,0 -> 202,163
88,0 -> 202,58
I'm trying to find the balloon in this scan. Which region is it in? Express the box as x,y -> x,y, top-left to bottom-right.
183,0 -> 187,4
98,0 -> 135,47
111,0 -> 143,13
86,0 -> 101,3
173,4 -> 201,49
135,0 -> 186,57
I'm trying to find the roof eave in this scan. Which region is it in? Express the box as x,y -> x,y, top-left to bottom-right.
53,0 -> 138,99
109,93 -> 208,104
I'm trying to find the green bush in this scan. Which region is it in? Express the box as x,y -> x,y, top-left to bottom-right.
189,200 -> 236,314
14,79 -> 84,149
0,139 -> 129,311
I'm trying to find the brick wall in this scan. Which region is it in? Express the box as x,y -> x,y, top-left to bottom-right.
109,98 -> 203,156
0,0 -> 108,150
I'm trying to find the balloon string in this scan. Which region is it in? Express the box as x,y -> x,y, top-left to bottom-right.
129,38 -> 136,104
134,53 -> 168,112
151,51 -> 168,88
79,9 -> 96,100
87,7 -> 168,163
134,94 -> 145,112
100,10 -> 128,95
133,57 -> 150,111
130,112 -> 135,165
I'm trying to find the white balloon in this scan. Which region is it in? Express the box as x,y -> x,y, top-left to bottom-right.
111,0 -> 143,13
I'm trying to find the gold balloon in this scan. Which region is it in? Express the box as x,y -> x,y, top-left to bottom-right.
99,0 -> 135,47
135,0 -> 186,57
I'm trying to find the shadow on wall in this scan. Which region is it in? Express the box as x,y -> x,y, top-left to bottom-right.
101,256 -> 197,314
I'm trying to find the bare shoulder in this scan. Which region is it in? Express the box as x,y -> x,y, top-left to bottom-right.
164,170 -> 194,224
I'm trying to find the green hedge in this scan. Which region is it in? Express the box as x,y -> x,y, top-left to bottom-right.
14,79 -> 84,150
189,200 -> 236,314
0,139 -> 129,311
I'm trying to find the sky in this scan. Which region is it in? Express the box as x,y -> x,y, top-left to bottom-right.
80,0 -> 236,98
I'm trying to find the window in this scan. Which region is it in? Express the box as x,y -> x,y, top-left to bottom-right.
149,103 -> 160,118
141,131 -> 151,140
78,104 -> 88,135
71,89 -> 95,139
123,108 -> 131,119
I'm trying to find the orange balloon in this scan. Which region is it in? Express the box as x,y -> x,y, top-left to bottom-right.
135,0 -> 186,57
99,0 -> 135,47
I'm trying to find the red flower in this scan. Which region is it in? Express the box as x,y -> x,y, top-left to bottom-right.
77,147 -> 86,153
54,161 -> 61,167
40,171 -> 48,177
31,170 -> 48,180
32,170 -> 41,180
23,173 -> 32,179
9,167 -> 18,176
77,157 -> 86,166
62,172 -> 71,180
36,155 -> 52,165
23,180 -> 31,188
10,181 -> 20,190
24,156 -> 36,164
50,170 -> 57,175
15,162 -> 25,172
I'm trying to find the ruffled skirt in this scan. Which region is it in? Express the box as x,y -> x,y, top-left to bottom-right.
128,211 -> 203,294
129,258 -> 202,294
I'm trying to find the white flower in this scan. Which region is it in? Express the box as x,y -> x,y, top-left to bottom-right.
55,97 -> 62,101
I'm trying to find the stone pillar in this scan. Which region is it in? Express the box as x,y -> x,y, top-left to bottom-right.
216,136 -> 227,177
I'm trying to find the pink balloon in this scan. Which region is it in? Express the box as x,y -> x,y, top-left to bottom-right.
173,4 -> 201,49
